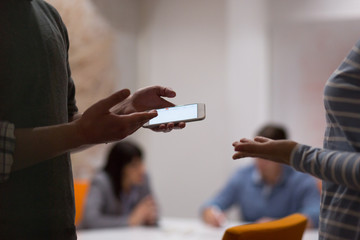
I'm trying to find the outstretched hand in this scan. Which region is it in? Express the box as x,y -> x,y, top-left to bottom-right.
117,86 -> 186,132
73,89 -> 158,145
232,137 -> 298,165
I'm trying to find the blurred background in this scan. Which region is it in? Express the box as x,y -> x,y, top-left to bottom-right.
48,0 -> 360,220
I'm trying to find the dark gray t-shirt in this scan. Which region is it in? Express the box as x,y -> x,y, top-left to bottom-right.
0,0 -> 78,239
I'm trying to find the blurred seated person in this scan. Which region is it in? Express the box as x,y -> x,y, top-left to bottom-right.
201,124 -> 320,228
81,141 -> 158,229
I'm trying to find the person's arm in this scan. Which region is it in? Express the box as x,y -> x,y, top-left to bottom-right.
202,206 -> 226,227
291,144 -> 360,191
11,89 -> 157,172
81,181 -> 129,228
296,176 -> 320,228
140,175 -> 159,226
128,195 -> 157,227
201,171 -> 240,226
233,137 -> 296,165
0,122 -> 15,183
232,137 -> 360,190
10,84 -> 187,172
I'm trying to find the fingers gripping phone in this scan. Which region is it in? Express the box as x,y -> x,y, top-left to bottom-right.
143,103 -> 206,128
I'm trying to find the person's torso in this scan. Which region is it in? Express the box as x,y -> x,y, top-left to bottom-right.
0,1 -> 76,239
320,40 -> 360,239
98,172 -> 151,216
238,166 -> 311,222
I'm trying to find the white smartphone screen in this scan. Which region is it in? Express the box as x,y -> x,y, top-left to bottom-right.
148,104 -> 198,125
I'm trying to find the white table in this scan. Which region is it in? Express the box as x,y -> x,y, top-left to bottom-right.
77,217 -> 319,240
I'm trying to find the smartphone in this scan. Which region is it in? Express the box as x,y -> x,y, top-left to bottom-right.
143,103 -> 206,128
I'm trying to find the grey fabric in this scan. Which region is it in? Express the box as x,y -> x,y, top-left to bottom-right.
0,0 -> 78,239
80,171 -> 153,229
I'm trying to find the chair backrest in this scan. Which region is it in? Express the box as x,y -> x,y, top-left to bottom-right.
73,179 -> 90,226
222,213 -> 308,240
317,179 -> 322,193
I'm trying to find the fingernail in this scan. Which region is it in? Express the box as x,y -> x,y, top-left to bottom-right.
150,110 -> 158,115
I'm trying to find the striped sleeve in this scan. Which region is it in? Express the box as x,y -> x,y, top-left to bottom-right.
0,122 -> 15,183
290,144 -> 360,190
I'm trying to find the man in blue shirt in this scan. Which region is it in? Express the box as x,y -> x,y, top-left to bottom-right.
201,124 -> 320,228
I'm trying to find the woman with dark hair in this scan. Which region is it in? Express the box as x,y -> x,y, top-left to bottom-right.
81,141 -> 158,229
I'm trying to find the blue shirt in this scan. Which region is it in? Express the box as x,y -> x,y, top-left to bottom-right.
202,165 -> 320,227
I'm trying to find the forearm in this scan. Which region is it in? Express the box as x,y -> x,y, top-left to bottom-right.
201,194 -> 234,217
202,201 -> 226,213
202,175 -> 240,212
303,213 -> 317,229
9,87 -> 169,172
12,121 -> 85,171
291,144 -> 360,190
300,205 -> 319,228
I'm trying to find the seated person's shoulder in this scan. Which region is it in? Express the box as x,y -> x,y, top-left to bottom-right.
91,171 -> 112,189
225,165 -> 256,186
287,167 -> 318,187
234,164 -> 256,177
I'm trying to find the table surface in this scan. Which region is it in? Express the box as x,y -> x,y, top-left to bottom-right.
77,217 -> 319,240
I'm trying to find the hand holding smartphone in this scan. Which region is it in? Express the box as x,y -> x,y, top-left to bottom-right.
143,103 -> 206,128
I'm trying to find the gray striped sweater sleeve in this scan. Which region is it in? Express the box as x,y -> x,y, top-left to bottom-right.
290,144 -> 360,190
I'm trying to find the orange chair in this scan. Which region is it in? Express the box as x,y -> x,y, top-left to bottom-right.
73,180 -> 90,226
222,213 -> 308,240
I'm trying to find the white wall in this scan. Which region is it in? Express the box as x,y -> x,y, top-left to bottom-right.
271,0 -> 360,23
134,0 -> 229,218
91,0 -> 140,91
226,0 -> 270,143
132,0 -> 269,218
270,0 -> 360,147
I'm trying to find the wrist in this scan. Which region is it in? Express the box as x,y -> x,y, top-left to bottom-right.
283,140 -> 298,165
128,214 -> 141,226
69,120 -> 88,148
